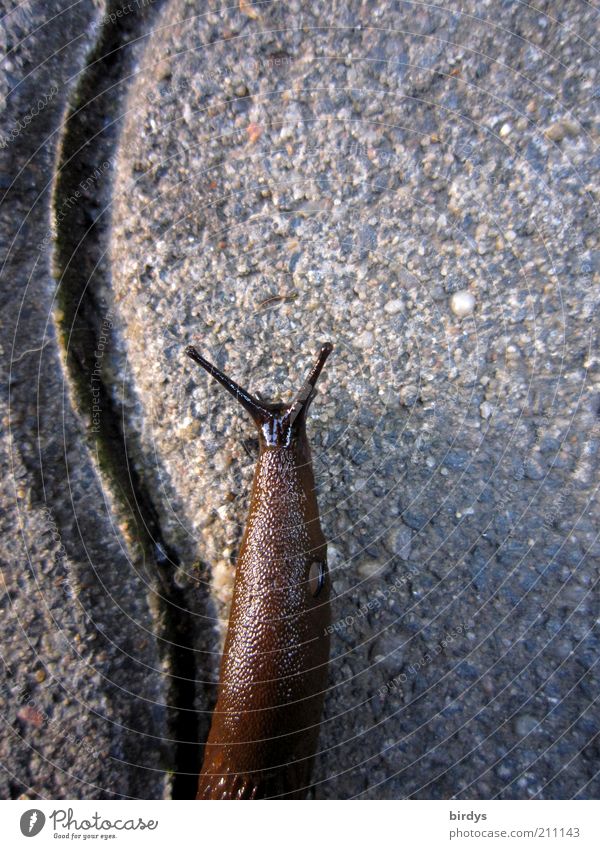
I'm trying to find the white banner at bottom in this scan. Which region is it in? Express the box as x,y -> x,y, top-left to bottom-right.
2,799 -> 599,848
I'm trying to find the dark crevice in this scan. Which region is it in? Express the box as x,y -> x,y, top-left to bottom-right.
51,0 -> 203,800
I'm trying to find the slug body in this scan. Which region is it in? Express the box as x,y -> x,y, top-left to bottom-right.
186,343 -> 333,799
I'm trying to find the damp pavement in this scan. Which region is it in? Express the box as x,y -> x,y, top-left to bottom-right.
1,0 -> 598,799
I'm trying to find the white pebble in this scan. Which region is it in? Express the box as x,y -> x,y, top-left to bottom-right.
216,504 -> 229,520
480,401 -> 493,420
450,290 -> 476,317
358,561 -> 381,578
384,298 -> 404,315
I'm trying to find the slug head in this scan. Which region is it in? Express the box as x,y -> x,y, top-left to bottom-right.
185,342 -> 332,449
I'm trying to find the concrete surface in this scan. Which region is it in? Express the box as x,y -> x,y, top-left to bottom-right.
1,0 -> 598,799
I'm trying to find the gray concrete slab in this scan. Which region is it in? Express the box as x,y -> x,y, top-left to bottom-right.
1,0 -> 598,799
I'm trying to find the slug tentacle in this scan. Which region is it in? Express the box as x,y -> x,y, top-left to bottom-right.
186,342 -> 332,448
185,345 -> 269,427
282,341 -> 333,429
185,341 -> 333,800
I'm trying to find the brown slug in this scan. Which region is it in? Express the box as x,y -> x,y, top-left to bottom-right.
185,342 -> 333,800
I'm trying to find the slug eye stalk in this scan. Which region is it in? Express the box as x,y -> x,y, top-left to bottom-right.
185,343 -> 333,446
185,345 -> 268,424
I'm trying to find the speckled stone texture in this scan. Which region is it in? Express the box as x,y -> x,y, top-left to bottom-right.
0,0 -> 169,799
2,0 -> 599,799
